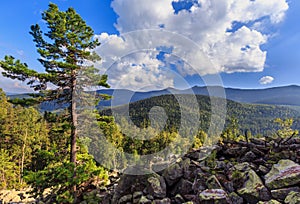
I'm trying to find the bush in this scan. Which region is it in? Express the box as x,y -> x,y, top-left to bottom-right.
24,152 -> 108,203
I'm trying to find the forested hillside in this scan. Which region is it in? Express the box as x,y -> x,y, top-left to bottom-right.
102,94 -> 300,135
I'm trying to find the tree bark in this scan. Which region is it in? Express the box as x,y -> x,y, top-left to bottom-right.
70,75 -> 78,203
20,128 -> 27,185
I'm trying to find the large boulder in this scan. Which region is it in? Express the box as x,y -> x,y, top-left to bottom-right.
118,194 -> 133,204
237,169 -> 270,203
228,192 -> 243,204
230,163 -> 270,203
147,176 -> 166,199
112,166 -> 165,202
271,187 -> 300,201
169,178 -> 193,197
198,189 -> 230,204
265,159 -> 300,189
284,191 -> 300,204
138,196 -> 152,204
162,163 -> 183,186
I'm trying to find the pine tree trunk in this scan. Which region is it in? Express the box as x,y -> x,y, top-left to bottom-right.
70,76 -> 78,203
20,129 -> 27,185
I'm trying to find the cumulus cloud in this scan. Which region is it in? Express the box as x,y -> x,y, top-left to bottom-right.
259,76 -> 274,85
93,0 -> 288,90
0,68 -> 33,93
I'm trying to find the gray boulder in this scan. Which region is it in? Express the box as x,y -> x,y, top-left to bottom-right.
265,159 -> 300,189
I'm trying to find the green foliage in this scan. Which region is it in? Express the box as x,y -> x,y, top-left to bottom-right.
0,149 -> 19,189
192,130 -> 207,149
99,95 -> 300,158
221,117 -> 241,141
274,118 -> 299,138
0,4 -> 109,201
206,149 -> 217,171
102,94 -> 300,136
0,1 -> 109,165
0,89 -> 49,189
24,150 -> 108,203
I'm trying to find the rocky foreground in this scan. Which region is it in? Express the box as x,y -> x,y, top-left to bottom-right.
1,137 -> 300,203
100,137 -> 300,204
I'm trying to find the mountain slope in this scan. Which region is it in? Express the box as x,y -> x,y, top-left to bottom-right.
101,94 -> 300,135
97,85 -> 300,107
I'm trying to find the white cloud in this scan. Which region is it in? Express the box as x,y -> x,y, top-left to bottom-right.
259,76 -> 274,85
93,0 -> 288,90
0,68 -> 33,93
104,51 -> 174,91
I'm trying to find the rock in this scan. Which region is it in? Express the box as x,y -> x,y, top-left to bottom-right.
133,191 -> 143,204
198,189 -> 230,204
257,199 -> 281,204
252,148 -> 265,157
265,159 -> 300,189
112,167 -> 162,202
223,181 -> 234,193
147,176 -> 166,199
224,147 -> 247,156
173,194 -> 185,204
271,187 -> 300,201
284,191 -> 300,204
183,161 -> 203,180
106,140 -> 300,204
169,178 -> 193,196
240,151 -> 257,162
118,194 -> 132,204
181,158 -> 191,172
183,194 -> 196,201
233,162 -> 251,172
253,158 -> 267,165
258,165 -> 270,175
192,173 -> 207,193
229,163 -> 251,190
151,162 -> 169,173
163,163 -> 183,186
206,175 -> 223,189
228,192 -> 243,204
188,145 -> 220,161
187,151 -> 202,161
138,196 -> 152,204
146,194 -> 154,200
237,169 -> 271,203
200,164 -> 211,172
250,138 -> 266,145
215,161 -> 227,170
152,198 -> 171,204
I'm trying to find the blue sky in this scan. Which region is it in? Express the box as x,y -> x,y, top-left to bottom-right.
0,0 -> 299,93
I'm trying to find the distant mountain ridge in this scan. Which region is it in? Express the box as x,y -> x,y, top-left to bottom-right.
96,85 -> 300,107
7,85 -> 300,111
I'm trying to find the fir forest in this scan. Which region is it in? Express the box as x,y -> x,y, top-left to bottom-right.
1,2 -> 300,204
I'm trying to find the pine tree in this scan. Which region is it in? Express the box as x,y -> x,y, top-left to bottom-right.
0,3 -> 108,200
0,149 -> 18,189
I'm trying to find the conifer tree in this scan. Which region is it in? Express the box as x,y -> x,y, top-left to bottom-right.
0,3 -> 108,199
